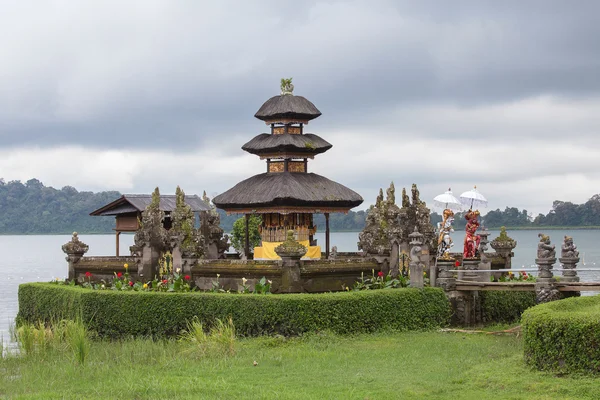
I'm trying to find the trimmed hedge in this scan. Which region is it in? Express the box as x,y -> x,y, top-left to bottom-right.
522,295 -> 600,373
480,291 -> 537,324
18,283 -> 451,338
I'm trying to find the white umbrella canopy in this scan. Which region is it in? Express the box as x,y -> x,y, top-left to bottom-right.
460,186 -> 488,210
433,188 -> 462,210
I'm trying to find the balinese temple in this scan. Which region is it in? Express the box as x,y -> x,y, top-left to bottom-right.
213,80 -> 363,259
90,194 -> 211,256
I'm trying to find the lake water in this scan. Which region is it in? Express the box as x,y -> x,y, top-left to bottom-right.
2,230 -> 599,348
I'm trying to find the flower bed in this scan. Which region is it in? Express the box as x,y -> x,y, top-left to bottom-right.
522,295 -> 600,373
18,283 -> 451,338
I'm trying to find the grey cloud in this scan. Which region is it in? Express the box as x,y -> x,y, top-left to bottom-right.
2,1 -> 600,149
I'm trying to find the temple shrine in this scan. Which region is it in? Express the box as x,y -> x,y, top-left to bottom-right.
213,79 -> 363,259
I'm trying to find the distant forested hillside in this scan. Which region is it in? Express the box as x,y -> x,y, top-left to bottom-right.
0,179 -> 118,234
1,178 -> 599,234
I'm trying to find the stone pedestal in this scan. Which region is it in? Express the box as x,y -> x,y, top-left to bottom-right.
536,257 -> 556,283
462,259 -> 481,282
62,232 -> 89,280
559,257 -> 580,283
490,227 -> 517,277
408,228 -> 424,288
478,228 -> 492,283
535,257 -> 560,303
436,259 -> 456,291
275,230 -> 307,293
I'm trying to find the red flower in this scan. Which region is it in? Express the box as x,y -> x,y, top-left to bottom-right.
117,272 -> 122,278
184,275 -> 191,281
128,281 -> 134,287
377,271 -> 384,277
85,271 -> 91,277
162,279 -> 168,284
455,261 -> 460,267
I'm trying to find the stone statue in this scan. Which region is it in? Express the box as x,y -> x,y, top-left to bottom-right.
561,236 -> 579,258
386,182 -> 395,204
133,187 -> 169,252
437,209 -> 455,259
398,183 -> 436,252
171,186 -> 205,258
329,246 -> 338,260
280,78 -> 294,95
537,233 -> 556,259
62,232 -> 89,262
358,182 -> 402,255
463,210 -> 481,259
202,192 -> 230,259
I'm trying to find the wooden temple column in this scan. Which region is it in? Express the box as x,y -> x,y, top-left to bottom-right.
115,231 -> 121,256
244,214 -> 250,259
325,213 -> 330,259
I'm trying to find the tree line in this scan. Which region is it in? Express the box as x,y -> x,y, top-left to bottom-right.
1,178 -> 598,234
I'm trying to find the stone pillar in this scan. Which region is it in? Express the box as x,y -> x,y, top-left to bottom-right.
275,230 -> 307,293
478,227 -> 491,283
490,227 -> 517,276
559,256 -> 580,283
436,259 -> 456,291
140,245 -> 161,280
408,228 -> 424,288
62,232 -> 89,280
461,259 -> 481,282
535,257 -> 560,303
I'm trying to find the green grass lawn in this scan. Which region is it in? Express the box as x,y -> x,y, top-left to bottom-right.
1,331 -> 598,400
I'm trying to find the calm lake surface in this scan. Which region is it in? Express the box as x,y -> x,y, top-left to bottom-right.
2,230 -> 599,347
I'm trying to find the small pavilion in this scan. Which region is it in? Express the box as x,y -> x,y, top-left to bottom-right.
213,79 -> 363,259
90,194 -> 211,255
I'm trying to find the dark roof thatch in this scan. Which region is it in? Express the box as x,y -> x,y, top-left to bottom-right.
213,173 -> 363,212
90,194 -> 211,216
242,133 -> 332,156
255,95 -> 322,122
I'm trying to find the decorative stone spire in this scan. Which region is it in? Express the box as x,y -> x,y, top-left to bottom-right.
280,77 -> 294,95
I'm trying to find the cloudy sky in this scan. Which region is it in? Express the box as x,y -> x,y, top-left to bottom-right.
1,0 -> 599,216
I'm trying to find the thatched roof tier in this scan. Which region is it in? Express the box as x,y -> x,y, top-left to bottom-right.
254,95 -> 322,123
242,133 -> 332,156
213,172 -> 363,213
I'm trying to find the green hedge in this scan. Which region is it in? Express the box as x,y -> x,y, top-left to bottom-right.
522,295 -> 600,373
18,283 -> 451,338
480,291 -> 537,324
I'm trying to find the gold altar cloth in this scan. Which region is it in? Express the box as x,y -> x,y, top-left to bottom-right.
254,240 -> 321,260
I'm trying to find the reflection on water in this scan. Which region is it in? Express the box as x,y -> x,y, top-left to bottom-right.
1,230 -> 599,347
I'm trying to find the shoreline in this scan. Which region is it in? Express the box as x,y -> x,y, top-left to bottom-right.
2,226 -> 600,236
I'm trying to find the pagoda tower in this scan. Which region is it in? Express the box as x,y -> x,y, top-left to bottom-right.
213,79 -> 363,259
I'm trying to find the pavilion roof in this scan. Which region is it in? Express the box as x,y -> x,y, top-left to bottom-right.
213,172 -> 363,214
242,133 -> 332,156
90,194 -> 211,216
254,95 -> 322,123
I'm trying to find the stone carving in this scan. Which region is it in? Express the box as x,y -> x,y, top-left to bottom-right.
329,246 -> 338,260
275,230 -> 307,258
537,233 -> 556,259
202,192 -> 230,259
437,209 -> 455,259
463,210 -> 481,259
560,235 -> 580,283
561,236 -> 579,258
171,186 -> 205,258
358,182 -> 402,255
62,232 -> 89,262
399,184 -> 436,252
280,77 -> 294,95
536,286 -> 561,304
489,226 -> 517,271
133,187 -> 169,252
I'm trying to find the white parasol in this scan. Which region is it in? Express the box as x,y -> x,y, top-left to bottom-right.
433,188 -> 462,210
460,186 -> 488,210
